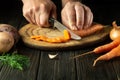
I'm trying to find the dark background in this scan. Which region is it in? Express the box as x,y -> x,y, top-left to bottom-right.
82,0 -> 120,25
0,0 -> 120,25
0,0 -> 22,14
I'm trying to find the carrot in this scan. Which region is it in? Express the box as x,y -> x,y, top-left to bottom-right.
54,36 -> 69,42
93,37 -> 120,54
93,44 -> 120,66
35,35 -> 48,41
73,24 -> 104,37
30,36 -> 41,39
63,30 -> 71,40
72,37 -> 120,59
46,37 -> 64,43
46,38 -> 59,43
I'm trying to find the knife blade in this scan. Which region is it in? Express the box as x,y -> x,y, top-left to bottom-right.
49,18 -> 81,40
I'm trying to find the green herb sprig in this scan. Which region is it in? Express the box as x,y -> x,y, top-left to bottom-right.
0,52 -> 30,70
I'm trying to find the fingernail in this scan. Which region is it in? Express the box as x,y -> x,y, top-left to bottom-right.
70,25 -> 78,30
69,22 -> 78,30
78,25 -> 82,29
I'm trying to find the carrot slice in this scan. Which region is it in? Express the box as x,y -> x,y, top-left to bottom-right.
63,30 -> 71,40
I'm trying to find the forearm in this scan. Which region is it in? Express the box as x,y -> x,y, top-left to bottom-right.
62,0 -> 82,7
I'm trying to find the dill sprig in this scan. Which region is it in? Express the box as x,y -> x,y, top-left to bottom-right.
0,52 -> 30,70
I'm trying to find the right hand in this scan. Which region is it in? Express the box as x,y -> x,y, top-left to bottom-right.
22,0 -> 57,27
61,1 -> 93,30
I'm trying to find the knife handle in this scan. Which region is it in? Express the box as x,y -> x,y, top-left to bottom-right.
49,18 -> 54,26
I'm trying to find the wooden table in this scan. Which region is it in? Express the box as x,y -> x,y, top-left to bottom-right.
0,8 -> 120,80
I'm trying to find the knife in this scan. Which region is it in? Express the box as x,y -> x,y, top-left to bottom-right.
49,18 -> 81,40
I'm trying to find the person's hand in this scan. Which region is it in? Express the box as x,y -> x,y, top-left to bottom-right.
22,0 -> 57,27
61,1 -> 93,30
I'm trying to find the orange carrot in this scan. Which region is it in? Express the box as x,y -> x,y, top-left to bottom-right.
72,37 -> 120,59
63,30 -> 71,40
36,36 -> 48,41
30,36 -> 41,39
73,24 -> 104,37
93,37 -> 120,54
93,44 -> 120,66
46,37 -> 63,43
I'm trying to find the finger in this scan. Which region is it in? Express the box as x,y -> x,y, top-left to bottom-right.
67,7 -> 78,30
50,7 -> 57,27
83,5 -> 93,29
51,4 -> 57,19
23,10 -> 33,24
27,9 -> 36,24
61,12 -> 69,29
31,8 -> 37,24
23,14 -> 33,23
33,7 -> 41,27
30,10 -> 36,24
34,12 -> 41,27
40,11 -> 50,27
75,4 -> 84,29
89,12 -> 93,27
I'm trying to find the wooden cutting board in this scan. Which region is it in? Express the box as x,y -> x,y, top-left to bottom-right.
19,23 -> 112,50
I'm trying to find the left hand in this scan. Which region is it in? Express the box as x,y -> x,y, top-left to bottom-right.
61,1 -> 93,30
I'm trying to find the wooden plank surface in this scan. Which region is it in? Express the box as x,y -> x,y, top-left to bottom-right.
76,52 -> 118,80
1,6 -> 120,80
37,51 -> 76,80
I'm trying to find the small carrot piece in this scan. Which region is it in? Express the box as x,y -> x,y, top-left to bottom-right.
34,35 -> 48,41
39,35 -> 48,41
35,38 -> 42,41
93,44 -> 120,66
54,37 -> 66,42
46,36 -> 69,43
63,30 -> 71,40
30,36 -> 41,39
46,37 -> 62,43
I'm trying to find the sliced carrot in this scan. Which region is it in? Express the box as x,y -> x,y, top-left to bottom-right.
30,36 -> 41,39
34,35 -> 48,41
63,30 -> 71,40
39,35 -> 48,41
30,30 -> 71,43
46,38 -> 60,43
46,36 -> 68,43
